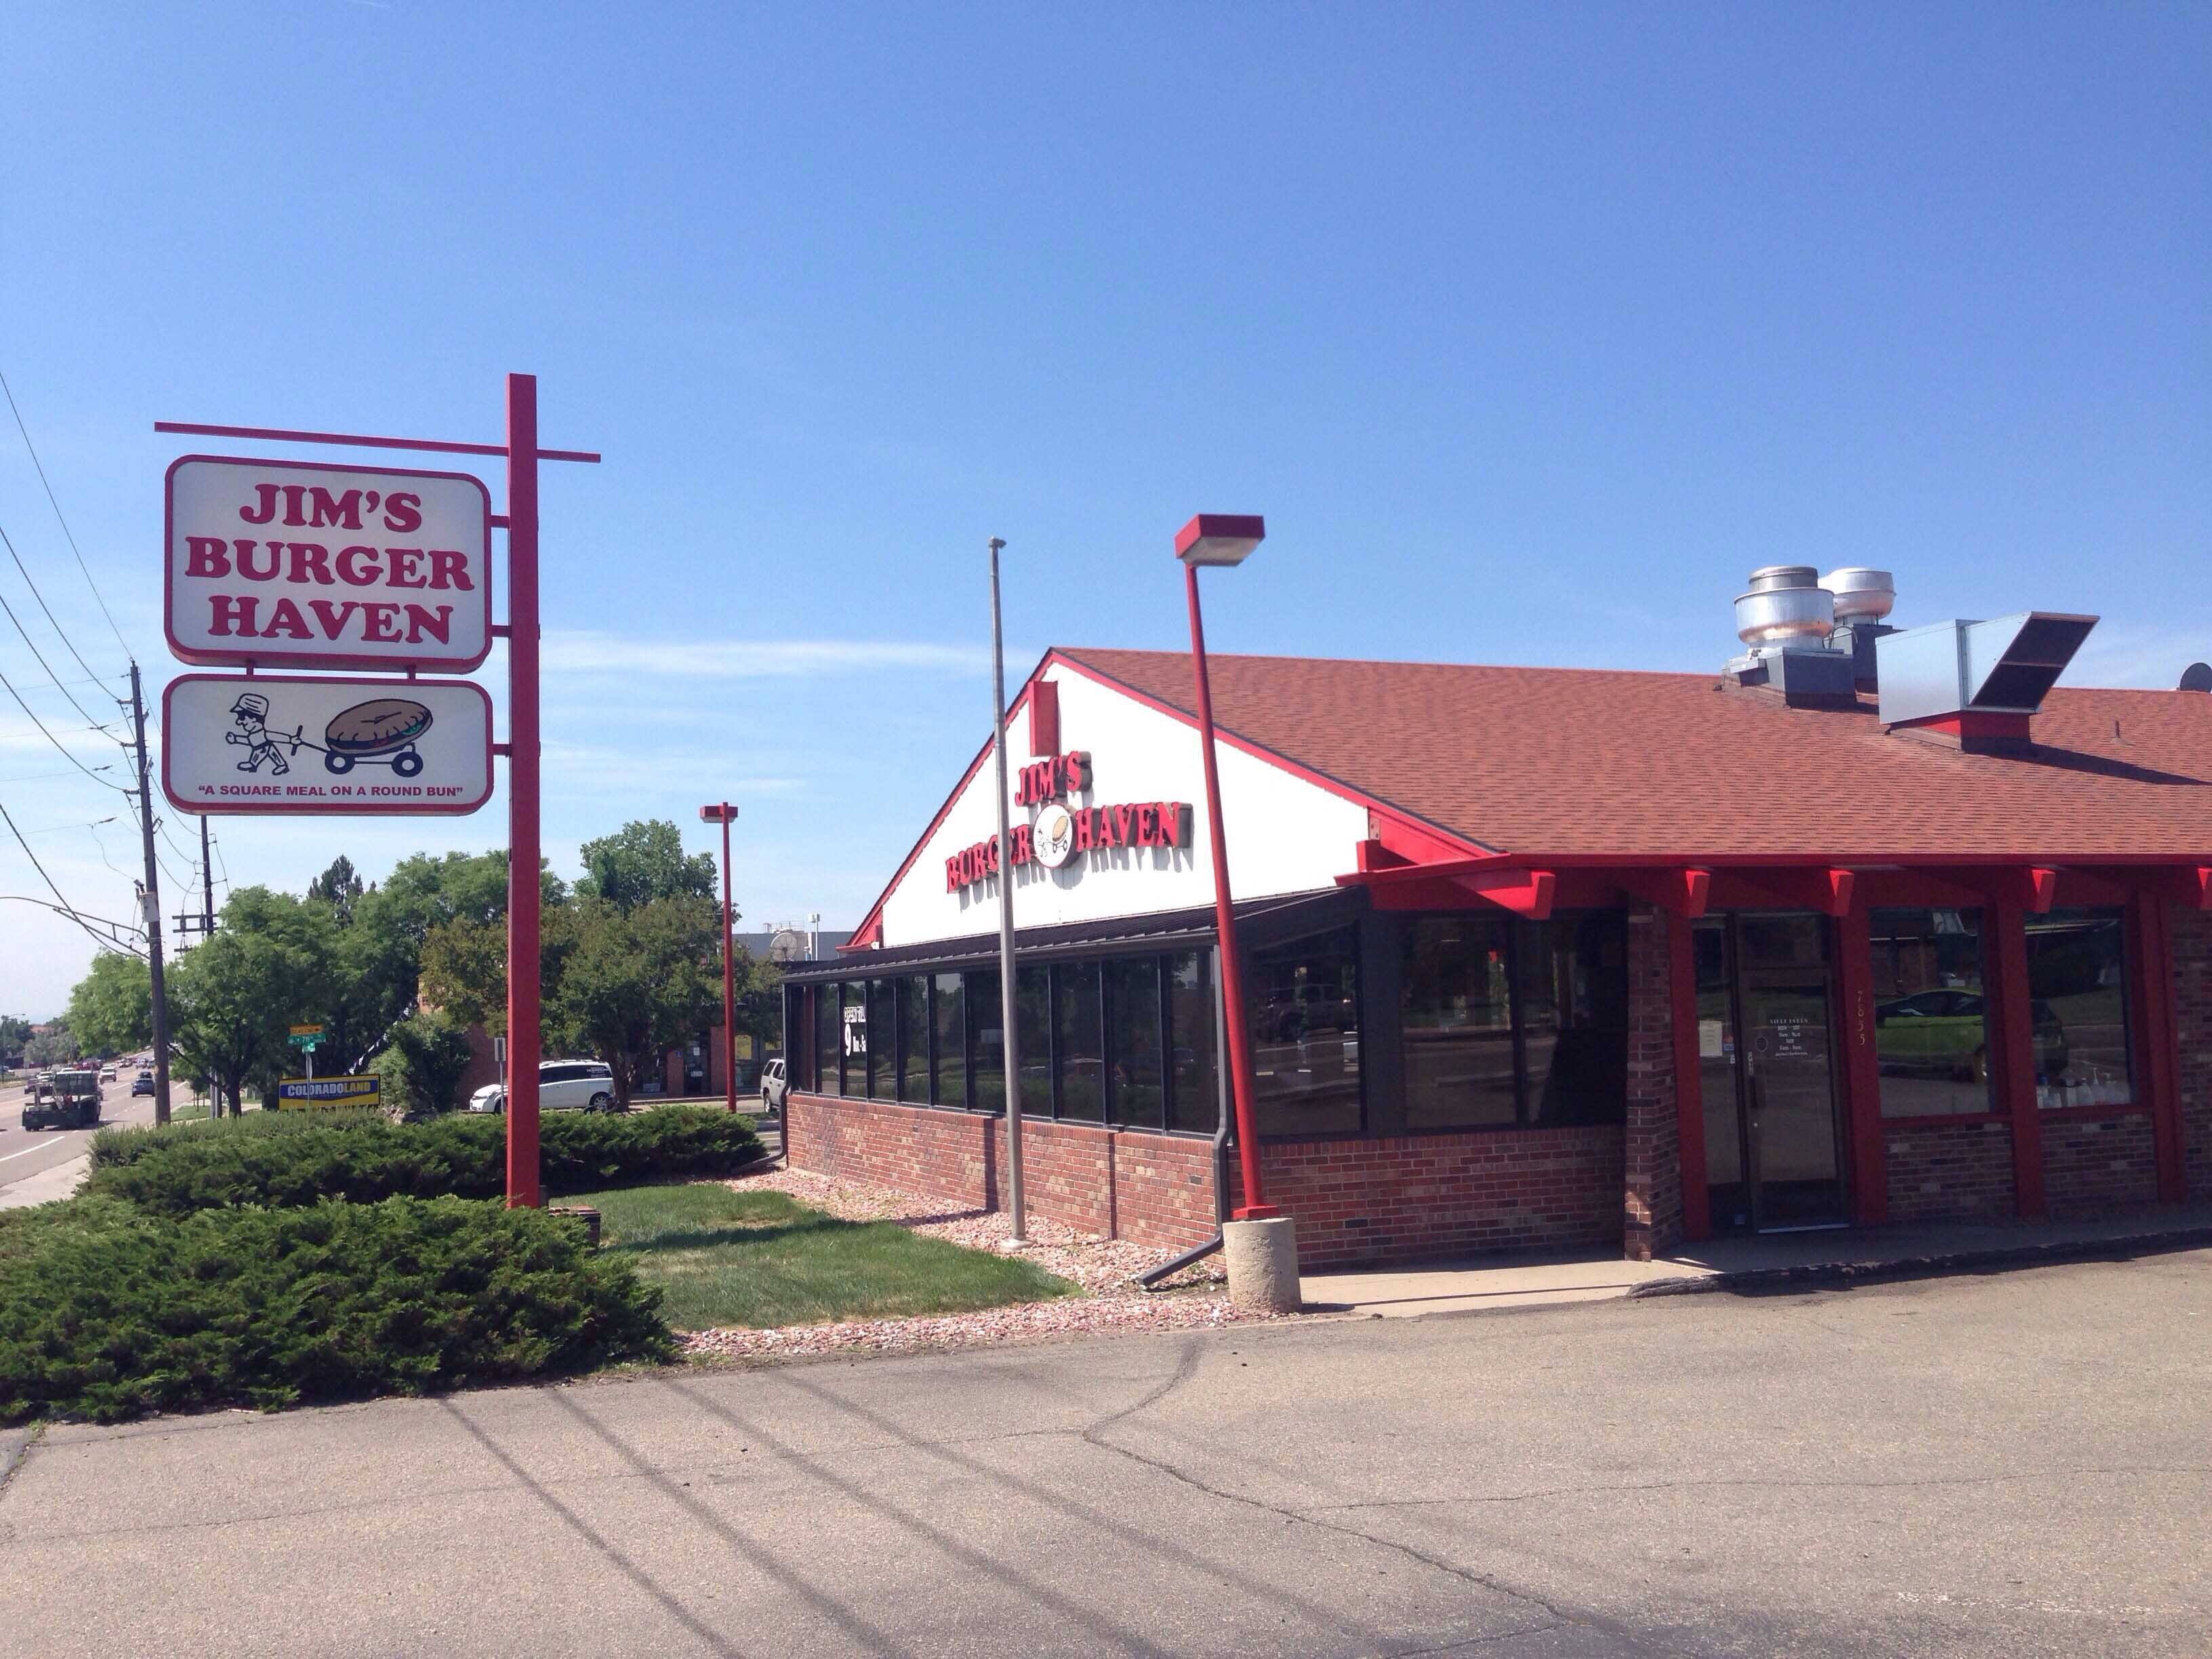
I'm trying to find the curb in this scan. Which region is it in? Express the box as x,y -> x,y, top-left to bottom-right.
1629,1225 -> 2212,1299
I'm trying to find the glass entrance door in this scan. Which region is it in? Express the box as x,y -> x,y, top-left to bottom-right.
1698,913 -> 1849,1231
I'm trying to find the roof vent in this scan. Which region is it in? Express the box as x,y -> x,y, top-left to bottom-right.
2181,663 -> 2212,693
1734,565 -> 1834,647
1877,613 -> 2099,738
1726,567 -> 1856,706
1823,568 -> 1898,694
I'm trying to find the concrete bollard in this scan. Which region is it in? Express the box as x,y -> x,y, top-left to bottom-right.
1223,1216 -> 1300,1314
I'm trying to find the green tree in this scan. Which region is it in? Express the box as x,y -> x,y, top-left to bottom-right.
64,953 -> 152,1057
305,854 -> 365,924
24,1021 -> 78,1067
374,1010 -> 478,1115
169,888 -> 339,1115
550,895 -> 722,1108
576,819 -> 716,913
0,1015 -> 32,1058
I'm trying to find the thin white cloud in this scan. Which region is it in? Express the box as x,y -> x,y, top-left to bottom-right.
543,632 -> 996,678
2060,622 -> 2212,691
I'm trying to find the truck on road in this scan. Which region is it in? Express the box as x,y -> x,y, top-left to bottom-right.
23,1068 -> 101,1130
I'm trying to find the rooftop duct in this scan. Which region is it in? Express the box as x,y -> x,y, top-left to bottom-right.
1726,565 -> 1856,706
1876,613 -> 2099,737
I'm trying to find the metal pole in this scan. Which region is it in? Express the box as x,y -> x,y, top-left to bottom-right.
199,816 -> 214,936
720,806 -> 738,1113
504,373 -> 543,1207
129,662 -> 172,1126
1185,564 -> 1274,1217
988,536 -> 1026,1244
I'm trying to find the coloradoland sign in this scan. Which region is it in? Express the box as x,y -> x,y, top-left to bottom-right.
165,455 -> 492,670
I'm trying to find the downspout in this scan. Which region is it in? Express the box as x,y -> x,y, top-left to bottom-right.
1139,943 -> 1232,1290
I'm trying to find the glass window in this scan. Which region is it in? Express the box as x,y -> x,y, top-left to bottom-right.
896,977 -> 928,1103
1519,913 -> 1629,1126
2025,908 -> 2133,1108
1401,915 -> 1516,1130
1245,926 -> 1362,1137
1166,950 -> 1218,1134
1017,964 -> 1052,1116
965,969 -> 1004,1112
933,972 -> 966,1109
840,982 -> 867,1097
1105,956 -> 1165,1129
815,983 -> 841,1098
866,980 -> 895,1099
1054,960 -> 1105,1121
1870,908 -> 1993,1117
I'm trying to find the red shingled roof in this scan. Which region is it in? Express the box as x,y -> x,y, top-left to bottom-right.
1055,648 -> 2212,860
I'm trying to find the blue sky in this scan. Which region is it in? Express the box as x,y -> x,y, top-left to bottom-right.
1,3 -> 2205,1016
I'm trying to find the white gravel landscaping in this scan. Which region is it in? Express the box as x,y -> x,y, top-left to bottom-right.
680,1166 -> 1295,1363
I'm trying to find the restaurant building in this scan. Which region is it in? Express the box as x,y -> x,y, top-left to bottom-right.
779,568 -> 2212,1268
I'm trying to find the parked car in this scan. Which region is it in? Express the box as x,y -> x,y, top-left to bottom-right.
130,1069 -> 155,1097
468,1060 -> 620,1115
759,1058 -> 787,1115
1875,990 -> 2068,1082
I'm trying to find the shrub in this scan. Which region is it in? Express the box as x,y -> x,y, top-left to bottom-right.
85,1106 -> 764,1217
0,1195 -> 674,1424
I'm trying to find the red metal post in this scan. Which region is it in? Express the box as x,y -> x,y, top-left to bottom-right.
1665,910 -> 1712,1240
1987,901 -> 2046,1219
504,374 -> 543,1208
1834,901 -> 1889,1225
1185,562 -> 1275,1219
721,808 -> 737,1113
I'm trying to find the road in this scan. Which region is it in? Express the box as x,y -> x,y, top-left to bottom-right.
3,1248 -> 2207,1657
0,1075 -> 160,1207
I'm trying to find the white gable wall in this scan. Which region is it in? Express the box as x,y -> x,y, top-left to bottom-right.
874,663 -> 1370,949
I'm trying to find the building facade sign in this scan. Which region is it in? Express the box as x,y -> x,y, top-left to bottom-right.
161,672 -> 493,815
165,455 -> 493,670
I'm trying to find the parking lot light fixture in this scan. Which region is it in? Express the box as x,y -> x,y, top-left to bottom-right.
1174,513 -> 1278,1221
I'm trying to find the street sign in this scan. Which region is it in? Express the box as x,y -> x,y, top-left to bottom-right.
287,1033 -> 322,1049
165,455 -> 492,671
161,673 -> 493,815
276,1076 -> 380,1111
289,1024 -> 323,1037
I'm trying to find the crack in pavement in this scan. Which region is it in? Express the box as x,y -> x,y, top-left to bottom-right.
1300,1464 -> 2212,1512
0,1425 -> 45,1504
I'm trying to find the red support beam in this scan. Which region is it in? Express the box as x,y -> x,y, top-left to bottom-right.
1622,867 -> 1711,918
1721,866 -> 1856,917
1666,909 -> 1711,1241
1451,867 -> 1557,919
2127,895 -> 2188,1204
1834,902 -> 1888,1224
2078,864 -> 2212,911
1985,901 -> 2046,1219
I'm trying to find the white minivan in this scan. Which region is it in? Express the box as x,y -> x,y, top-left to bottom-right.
468,1060 -> 619,1115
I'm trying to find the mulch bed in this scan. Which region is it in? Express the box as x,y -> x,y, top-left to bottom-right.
680,1167 -> 1294,1364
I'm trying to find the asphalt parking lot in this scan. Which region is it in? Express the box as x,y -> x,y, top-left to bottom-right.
3,1247 -> 2207,1658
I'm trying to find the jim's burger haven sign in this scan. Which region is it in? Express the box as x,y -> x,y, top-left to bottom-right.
944,750 -> 1193,892
165,456 -> 492,670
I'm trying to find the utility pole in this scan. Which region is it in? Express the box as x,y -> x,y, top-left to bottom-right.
128,663 -> 172,1125
986,536 -> 1025,1245
201,815 -> 215,936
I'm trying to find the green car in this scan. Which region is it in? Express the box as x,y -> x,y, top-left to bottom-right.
1875,990 -> 2068,1084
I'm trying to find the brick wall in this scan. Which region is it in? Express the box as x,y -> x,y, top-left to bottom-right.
1883,1118 -> 2015,1224
784,1092 -> 1216,1248
2169,905 -> 2212,1198
1226,1126 -> 1625,1270
1623,909 -> 1682,1261
2041,1112 -> 2159,1218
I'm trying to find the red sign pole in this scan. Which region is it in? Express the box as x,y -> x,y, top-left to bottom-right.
504,373 -> 543,1207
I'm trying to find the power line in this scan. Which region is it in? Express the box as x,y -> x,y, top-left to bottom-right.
0,364 -> 132,661
0,659 -> 129,794
0,793 -> 142,958
0,567 -> 109,730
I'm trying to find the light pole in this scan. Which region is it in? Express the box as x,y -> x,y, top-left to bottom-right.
1174,513 -> 1279,1221
699,802 -> 740,1113
987,535 -> 1026,1246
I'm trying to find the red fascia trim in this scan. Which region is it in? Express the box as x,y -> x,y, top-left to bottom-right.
1891,711 -> 2033,742
840,659 -> 1050,951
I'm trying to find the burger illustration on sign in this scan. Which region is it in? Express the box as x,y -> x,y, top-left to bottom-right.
1031,802 -> 1076,868
220,693 -> 433,779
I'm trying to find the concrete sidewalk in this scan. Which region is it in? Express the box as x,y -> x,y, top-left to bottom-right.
1298,1204 -> 2212,1317
0,1153 -> 87,1211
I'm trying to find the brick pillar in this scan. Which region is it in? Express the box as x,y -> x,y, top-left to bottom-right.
1624,906 -> 1684,1261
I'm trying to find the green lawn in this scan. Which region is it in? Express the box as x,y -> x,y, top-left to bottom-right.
569,1183 -> 1077,1332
